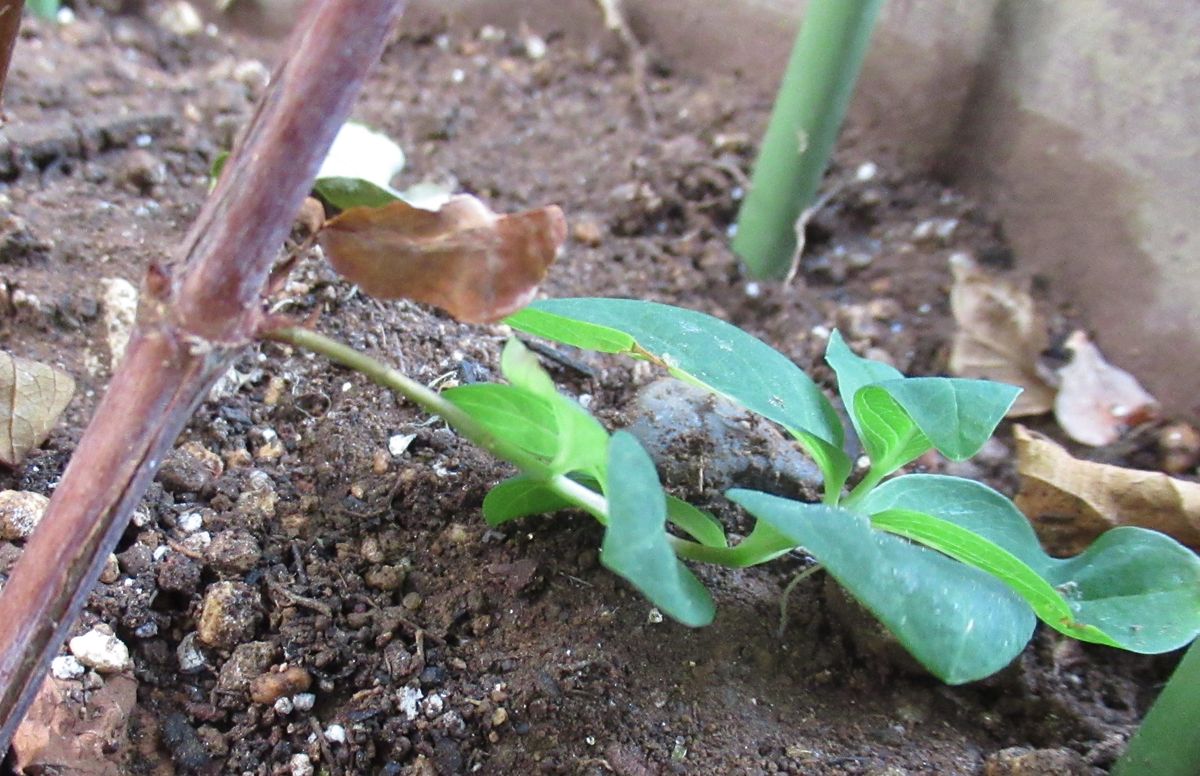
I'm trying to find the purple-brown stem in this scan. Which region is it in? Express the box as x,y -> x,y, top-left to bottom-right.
0,0 -> 405,752
0,1 -> 24,108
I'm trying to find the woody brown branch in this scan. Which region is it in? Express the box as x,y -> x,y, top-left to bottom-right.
0,0 -> 405,752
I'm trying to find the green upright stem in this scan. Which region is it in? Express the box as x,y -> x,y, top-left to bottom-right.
1112,640 -> 1200,776
732,0 -> 884,280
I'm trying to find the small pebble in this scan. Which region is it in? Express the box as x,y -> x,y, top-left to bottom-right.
0,490 -> 49,541
68,627 -> 131,673
293,692 -> 316,712
273,696 -> 294,715
51,655 -> 86,680
197,581 -> 263,649
571,219 -> 603,247
523,34 -> 547,60
205,530 -> 262,575
100,277 -> 138,371
177,511 -> 204,533
176,633 -> 205,674
157,0 -> 202,36
249,665 -> 312,704
120,149 -> 167,193
324,724 -> 347,744
98,553 -> 120,584
290,753 -> 314,776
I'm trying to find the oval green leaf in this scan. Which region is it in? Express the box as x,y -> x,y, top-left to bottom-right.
861,475 -> 1200,653
728,488 -> 1035,683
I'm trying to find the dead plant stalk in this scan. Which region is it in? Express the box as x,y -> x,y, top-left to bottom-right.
0,0 -> 405,751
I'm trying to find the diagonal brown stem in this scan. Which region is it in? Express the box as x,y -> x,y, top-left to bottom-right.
0,1 -> 24,109
0,0 -> 405,752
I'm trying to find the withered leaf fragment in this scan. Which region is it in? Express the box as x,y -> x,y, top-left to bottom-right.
0,351 -> 76,467
1014,425 -> 1200,554
319,194 -> 567,324
948,253 -> 1055,416
1053,329 -> 1157,446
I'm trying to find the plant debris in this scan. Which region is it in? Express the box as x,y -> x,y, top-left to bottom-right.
1014,424 -> 1200,554
0,351 -> 76,467
1053,329 -> 1158,447
948,252 -> 1055,417
319,195 -> 566,323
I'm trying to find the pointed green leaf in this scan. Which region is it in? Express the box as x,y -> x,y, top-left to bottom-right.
443,383 -> 557,460
874,378 -> 1019,460
603,432 -> 715,626
861,475 -> 1200,653
504,307 -> 636,353
482,476 -> 574,526
728,488 -> 1035,683
313,176 -> 401,211
499,339 -> 609,478
853,387 -> 932,477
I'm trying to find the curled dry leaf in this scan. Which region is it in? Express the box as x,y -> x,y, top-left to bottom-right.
948,253 -> 1055,417
1054,329 -> 1157,446
0,351 -> 76,467
318,194 -> 566,324
1014,425 -> 1200,554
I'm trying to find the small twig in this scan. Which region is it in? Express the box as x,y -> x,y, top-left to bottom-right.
308,717 -> 340,776
266,575 -> 333,618
520,338 -> 596,378
594,0 -> 657,133
777,563 -> 824,639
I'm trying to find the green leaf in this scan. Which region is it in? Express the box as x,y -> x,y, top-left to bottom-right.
505,307 -> 636,353
870,508 -> 1116,646
508,299 -> 849,482
499,339 -> 609,478
827,331 -> 1019,466
313,177 -> 401,211
1048,528 -> 1200,653
853,387 -> 932,478
874,378 -> 1019,460
482,475 -> 574,526
209,151 -> 229,191
443,383 -> 558,461
860,475 -> 1200,653
728,488 -> 1035,683
826,329 -> 903,440
665,496 -> 727,548
793,429 -> 854,500
603,432 -> 715,626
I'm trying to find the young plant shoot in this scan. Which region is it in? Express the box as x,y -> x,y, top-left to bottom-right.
285,294 -> 1200,685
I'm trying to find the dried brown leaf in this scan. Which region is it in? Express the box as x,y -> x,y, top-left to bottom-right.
948,253 -> 1055,416
318,194 -> 566,324
1053,329 -> 1158,446
12,673 -> 137,775
0,351 -> 76,467
1014,424 -> 1200,555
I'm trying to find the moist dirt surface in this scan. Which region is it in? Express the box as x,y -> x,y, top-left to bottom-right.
0,6 -> 1182,775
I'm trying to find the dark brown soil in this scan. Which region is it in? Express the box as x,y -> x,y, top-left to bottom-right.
0,5 -> 1179,775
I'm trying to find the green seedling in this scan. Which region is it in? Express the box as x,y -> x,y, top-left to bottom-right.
279,297 -> 1199,684
500,299 -> 1200,683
